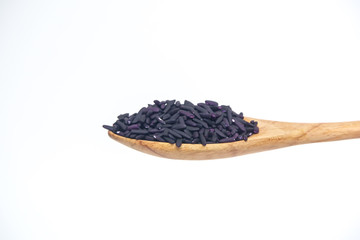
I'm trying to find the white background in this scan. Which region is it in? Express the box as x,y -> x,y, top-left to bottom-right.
1,0 -> 360,239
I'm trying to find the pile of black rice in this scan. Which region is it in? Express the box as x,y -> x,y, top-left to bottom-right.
103,100 -> 259,147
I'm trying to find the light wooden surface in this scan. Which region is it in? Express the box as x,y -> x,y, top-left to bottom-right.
108,118 -> 360,160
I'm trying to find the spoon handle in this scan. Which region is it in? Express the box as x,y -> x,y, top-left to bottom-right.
287,121 -> 360,145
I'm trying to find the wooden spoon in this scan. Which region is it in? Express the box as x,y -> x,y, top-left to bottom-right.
108,118 -> 360,160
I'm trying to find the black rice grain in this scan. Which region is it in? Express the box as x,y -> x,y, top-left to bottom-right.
187,126 -> 200,131
199,132 -> 206,146
155,116 -> 166,125
204,129 -> 209,139
148,128 -> 164,133
172,124 -> 187,130
103,125 -> 114,131
184,129 -> 192,137
128,124 -> 140,130
163,100 -> 175,113
184,100 -> 195,107
215,114 -> 224,124
168,129 -> 182,138
215,128 -> 227,138
185,119 -> 197,127
193,118 -> 209,128
131,129 -> 148,134
205,100 -> 218,107
172,129 -> 192,139
211,132 -> 217,142
198,103 -> 213,114
194,105 -> 208,113
179,110 -> 194,118
116,120 -> 127,131
117,113 -> 129,120
103,100 -> 259,147
163,137 -> 175,144
176,138 -> 182,147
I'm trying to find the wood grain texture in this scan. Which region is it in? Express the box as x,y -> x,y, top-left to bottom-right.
108,118 -> 360,160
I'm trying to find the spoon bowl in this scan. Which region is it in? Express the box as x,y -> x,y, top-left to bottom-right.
108,118 -> 360,160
